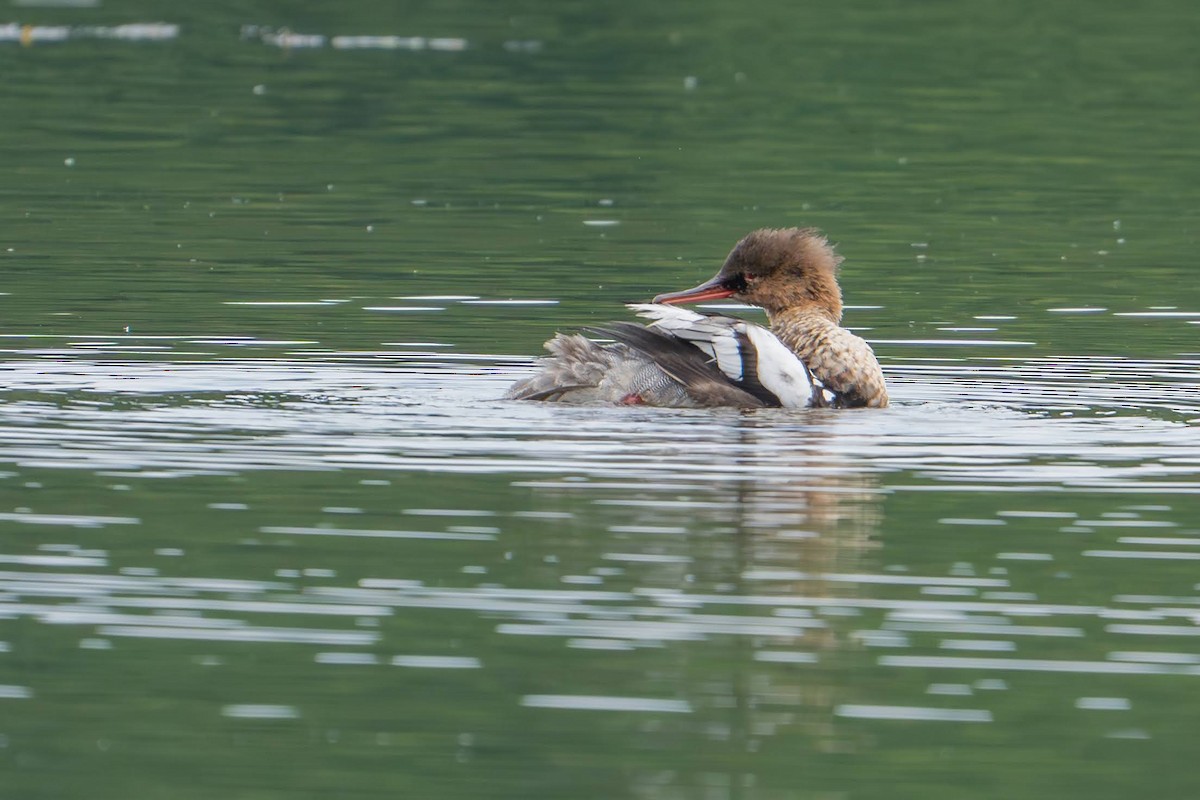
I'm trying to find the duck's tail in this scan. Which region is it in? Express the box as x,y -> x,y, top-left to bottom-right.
503,333 -> 617,401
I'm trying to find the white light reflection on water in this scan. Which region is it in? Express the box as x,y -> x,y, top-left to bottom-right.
260,525 -> 496,542
880,655 -> 1200,676
1,345 -> 1200,764
391,655 -> 481,669
221,704 -> 301,719
1075,697 -> 1131,711
834,704 -> 992,723
521,695 -> 691,713
0,353 -> 1197,495
0,511 -> 139,527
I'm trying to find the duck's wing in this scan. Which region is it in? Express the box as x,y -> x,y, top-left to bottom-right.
583,321 -> 767,408
627,303 -> 819,409
507,305 -> 825,409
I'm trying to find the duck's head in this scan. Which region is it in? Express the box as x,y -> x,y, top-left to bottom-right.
653,227 -> 844,321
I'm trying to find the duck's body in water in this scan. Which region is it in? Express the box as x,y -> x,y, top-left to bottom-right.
505,227 -> 889,409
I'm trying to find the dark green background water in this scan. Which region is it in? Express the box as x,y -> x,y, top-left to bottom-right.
2,2 -> 1199,799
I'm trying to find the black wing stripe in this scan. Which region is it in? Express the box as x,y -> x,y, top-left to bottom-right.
727,330 -> 782,407
583,323 -> 726,388
584,322 -> 767,407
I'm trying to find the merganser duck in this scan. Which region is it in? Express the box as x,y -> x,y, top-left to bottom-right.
505,227 -> 889,409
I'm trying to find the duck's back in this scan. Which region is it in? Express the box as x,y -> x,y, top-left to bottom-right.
505,305 -> 818,409
504,332 -> 707,406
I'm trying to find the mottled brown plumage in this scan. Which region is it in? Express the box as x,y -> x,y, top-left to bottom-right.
770,308 -> 889,408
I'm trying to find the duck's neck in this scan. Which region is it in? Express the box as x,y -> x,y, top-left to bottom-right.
766,306 -> 842,359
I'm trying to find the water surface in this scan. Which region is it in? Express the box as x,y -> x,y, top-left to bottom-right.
2,1 -> 1200,798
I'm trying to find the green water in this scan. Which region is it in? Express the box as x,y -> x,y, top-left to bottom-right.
2,2 -> 1200,798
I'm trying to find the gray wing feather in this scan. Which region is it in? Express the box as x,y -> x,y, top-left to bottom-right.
630,303 -> 749,382
631,303 -> 815,409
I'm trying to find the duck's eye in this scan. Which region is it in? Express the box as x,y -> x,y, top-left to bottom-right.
744,273 -> 759,283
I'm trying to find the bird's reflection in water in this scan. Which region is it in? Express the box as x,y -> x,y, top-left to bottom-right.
518,410 -> 887,769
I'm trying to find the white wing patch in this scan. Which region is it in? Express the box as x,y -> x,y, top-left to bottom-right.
629,303 -> 744,381
742,325 -> 815,408
628,303 -> 815,408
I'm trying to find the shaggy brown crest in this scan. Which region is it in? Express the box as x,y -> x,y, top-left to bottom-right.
718,228 -> 845,321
